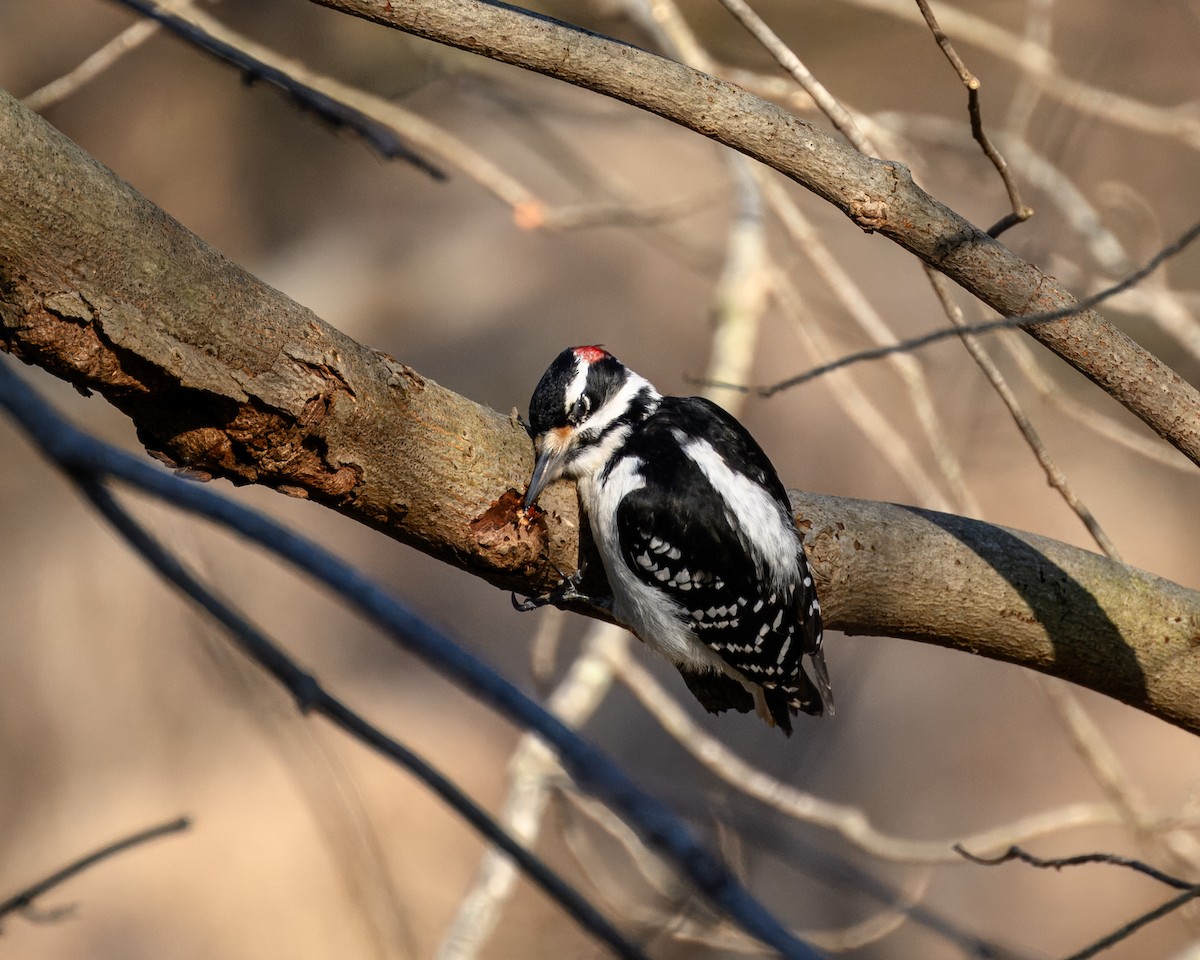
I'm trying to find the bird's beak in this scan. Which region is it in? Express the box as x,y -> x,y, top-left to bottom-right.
523,430 -> 571,510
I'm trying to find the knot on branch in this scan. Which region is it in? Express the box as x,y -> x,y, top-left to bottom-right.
849,194 -> 889,233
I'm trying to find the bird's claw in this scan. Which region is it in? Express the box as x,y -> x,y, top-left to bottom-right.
512,561 -> 590,612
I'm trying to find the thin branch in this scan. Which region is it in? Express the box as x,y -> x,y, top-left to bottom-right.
112,0 -> 445,179
704,219 -> 1200,397
760,175 -> 975,512
801,870 -> 933,953
22,19 -> 161,112
955,844 -> 1200,959
70,473 -> 648,960
703,153 -> 769,415
1061,887 -> 1200,960
0,359 -> 822,960
187,606 -> 414,960
1003,0 -> 1056,137
610,646 -> 1134,864
876,110 -> 1200,382
913,0 -> 1032,234
1035,675 -> 1156,842
926,271 -> 1121,556
768,263 -> 957,511
0,817 -> 190,924
844,0 -> 1200,151
436,624 -> 630,960
714,0 -> 872,152
953,844 -> 1192,890
1005,332 -> 1197,471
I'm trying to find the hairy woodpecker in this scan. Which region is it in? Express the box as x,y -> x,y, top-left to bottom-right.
516,346 -> 832,734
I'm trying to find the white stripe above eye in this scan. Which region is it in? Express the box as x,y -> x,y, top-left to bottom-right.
565,354 -> 591,416
681,437 -> 799,588
577,370 -> 657,440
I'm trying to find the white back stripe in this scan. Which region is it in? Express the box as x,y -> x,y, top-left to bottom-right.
681,438 -> 799,588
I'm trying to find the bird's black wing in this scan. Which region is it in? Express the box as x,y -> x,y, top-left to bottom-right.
613,398 -> 828,731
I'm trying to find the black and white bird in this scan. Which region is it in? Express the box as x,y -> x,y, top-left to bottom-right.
517,346 -> 832,735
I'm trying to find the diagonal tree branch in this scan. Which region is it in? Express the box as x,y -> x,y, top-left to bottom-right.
305,0 -> 1200,467
2,87 -> 1199,737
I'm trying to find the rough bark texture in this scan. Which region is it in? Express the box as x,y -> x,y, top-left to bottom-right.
309,0 -> 1200,468
0,87 -> 547,590
2,91 -> 1199,734
799,493 -> 1200,730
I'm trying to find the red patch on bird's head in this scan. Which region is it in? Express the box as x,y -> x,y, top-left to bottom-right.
572,345 -> 610,364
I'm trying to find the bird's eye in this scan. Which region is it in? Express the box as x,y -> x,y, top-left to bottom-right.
569,396 -> 591,425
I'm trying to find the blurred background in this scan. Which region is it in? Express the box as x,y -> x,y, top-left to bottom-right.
2,1 -> 1200,958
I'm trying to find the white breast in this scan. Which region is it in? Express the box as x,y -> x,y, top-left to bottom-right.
577,456 -> 729,674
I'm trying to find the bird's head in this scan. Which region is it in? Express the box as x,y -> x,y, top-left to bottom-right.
522,346 -> 659,509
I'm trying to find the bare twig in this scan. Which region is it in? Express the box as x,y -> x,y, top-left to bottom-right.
1003,0 -> 1056,137
610,645 -> 1131,864
803,870 -> 933,952
113,0 -> 445,178
23,19 -> 161,112
955,843 -> 1200,959
769,263 -> 957,511
705,219 -> 1200,398
913,0 -> 1032,235
0,817 -> 190,925
557,789 -> 691,927
954,843 -> 1191,890
760,175 -> 976,512
843,0 -> 1200,151
436,625 -> 630,960
1003,333 -> 1197,471
1062,887 -> 1200,960
704,153 -> 769,415
714,0 -> 872,152
876,110 -> 1200,403
926,271 -> 1121,555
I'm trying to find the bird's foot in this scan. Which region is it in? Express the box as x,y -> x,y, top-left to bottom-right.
512,561 -> 595,612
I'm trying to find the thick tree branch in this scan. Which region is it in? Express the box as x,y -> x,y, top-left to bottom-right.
0,87 -> 540,592
307,0 -> 1200,467
1,89 -> 1199,735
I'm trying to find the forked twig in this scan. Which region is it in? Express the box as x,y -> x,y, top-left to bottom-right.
955,842 -> 1200,960
914,0 -> 1032,235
